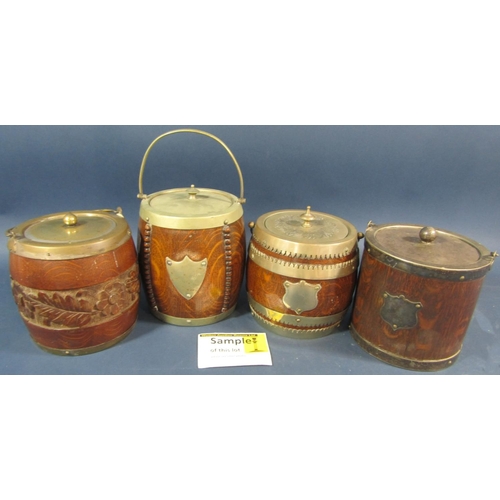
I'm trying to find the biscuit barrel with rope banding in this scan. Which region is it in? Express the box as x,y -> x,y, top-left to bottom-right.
247,207 -> 362,339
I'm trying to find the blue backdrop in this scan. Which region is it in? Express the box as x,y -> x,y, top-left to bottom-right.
1,125 -> 499,374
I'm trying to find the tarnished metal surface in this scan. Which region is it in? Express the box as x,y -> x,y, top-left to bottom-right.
380,292 -> 423,331
365,222 -> 496,280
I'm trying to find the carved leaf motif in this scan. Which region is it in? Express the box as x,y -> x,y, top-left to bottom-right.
37,292 -> 83,312
11,263 -> 139,329
25,292 -> 94,327
34,304 -> 93,327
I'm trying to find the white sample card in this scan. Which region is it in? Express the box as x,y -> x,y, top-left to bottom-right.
197,333 -> 273,369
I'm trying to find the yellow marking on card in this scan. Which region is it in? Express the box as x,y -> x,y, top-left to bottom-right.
243,334 -> 269,354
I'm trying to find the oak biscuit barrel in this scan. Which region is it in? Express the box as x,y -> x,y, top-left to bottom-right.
6,208 -> 140,355
350,222 -> 497,371
137,129 -> 246,326
247,207 -> 361,339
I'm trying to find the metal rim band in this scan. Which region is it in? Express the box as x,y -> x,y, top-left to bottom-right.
6,209 -> 132,260
32,322 -> 136,356
250,209 -> 359,260
249,241 -> 358,279
248,295 -> 346,339
364,223 -> 496,281
139,192 -> 244,230
349,323 -> 460,371
150,305 -> 237,326
365,241 -> 493,282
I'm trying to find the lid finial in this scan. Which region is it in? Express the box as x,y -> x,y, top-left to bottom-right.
187,185 -> 200,200
300,206 -> 315,228
63,213 -> 78,227
419,226 -> 437,243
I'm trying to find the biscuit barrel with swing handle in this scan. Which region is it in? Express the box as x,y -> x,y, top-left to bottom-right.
136,129 -> 247,326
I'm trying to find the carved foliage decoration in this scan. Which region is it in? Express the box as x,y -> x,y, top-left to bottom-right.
11,266 -> 140,329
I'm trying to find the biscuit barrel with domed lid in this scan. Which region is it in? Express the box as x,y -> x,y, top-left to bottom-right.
350,222 -> 497,371
6,208 -> 140,355
247,206 -> 361,339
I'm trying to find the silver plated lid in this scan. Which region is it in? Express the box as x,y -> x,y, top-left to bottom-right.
251,206 -> 359,259
364,222 -> 497,280
6,208 -> 131,260
139,185 -> 243,230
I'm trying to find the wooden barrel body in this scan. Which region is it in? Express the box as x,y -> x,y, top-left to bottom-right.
136,129 -> 247,326
246,207 -> 360,339
138,216 -> 246,325
350,223 -> 496,371
7,210 -> 140,355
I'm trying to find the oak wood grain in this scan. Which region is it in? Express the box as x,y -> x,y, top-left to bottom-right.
138,218 -> 246,319
8,237 -> 140,353
351,250 -> 485,362
246,239 -> 358,317
9,238 -> 138,290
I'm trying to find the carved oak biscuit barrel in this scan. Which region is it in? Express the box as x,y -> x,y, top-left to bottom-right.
247,207 -> 361,339
350,222 -> 497,371
6,208 -> 140,355
137,129 -> 246,326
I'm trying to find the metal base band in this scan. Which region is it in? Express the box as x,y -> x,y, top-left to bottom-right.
151,305 -> 236,326
349,323 -> 460,372
32,322 -> 136,356
248,297 -> 345,339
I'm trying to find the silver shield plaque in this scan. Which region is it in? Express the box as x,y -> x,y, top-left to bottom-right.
282,280 -> 321,315
166,256 -> 208,300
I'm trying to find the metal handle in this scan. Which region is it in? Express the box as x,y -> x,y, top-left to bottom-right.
137,129 -> 246,203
